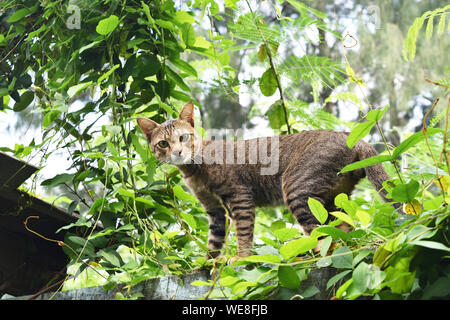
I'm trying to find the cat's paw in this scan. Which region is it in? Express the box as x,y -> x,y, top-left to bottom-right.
227,251 -> 252,265
227,256 -> 242,265
313,238 -> 338,254
205,250 -> 221,260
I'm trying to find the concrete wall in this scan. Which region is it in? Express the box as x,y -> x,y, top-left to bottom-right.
3,267 -> 335,300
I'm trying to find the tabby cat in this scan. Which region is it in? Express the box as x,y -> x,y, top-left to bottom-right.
137,102 -> 393,259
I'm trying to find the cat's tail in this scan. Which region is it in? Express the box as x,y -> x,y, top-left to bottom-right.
354,140 -> 394,204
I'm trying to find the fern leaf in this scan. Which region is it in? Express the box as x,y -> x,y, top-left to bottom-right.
425,14 -> 434,39
229,13 -> 281,48
437,12 -> 447,35
279,56 -> 346,89
325,92 -> 363,111
403,5 -> 450,61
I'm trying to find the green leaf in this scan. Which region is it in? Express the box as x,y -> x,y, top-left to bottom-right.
270,220 -> 286,232
99,249 -> 123,267
41,173 -> 75,187
241,254 -> 281,264
116,187 -> 135,198
173,185 -> 197,203
67,82 -> 93,98
405,225 -> 436,242
259,68 -> 278,97
366,105 -> 388,122
181,23 -> 196,47
170,57 -> 198,77
280,237 -> 318,260
437,12 -> 447,35
331,246 -> 353,269
279,55 -> 345,89
422,277 -> 450,299
8,8 -> 31,23
320,236 -> 333,257
220,276 -> 240,287
155,19 -> 177,32
425,14 -> 434,39
329,211 -> 355,227
265,100 -> 287,130
278,265 -> 300,290
173,11 -> 195,24
316,256 -> 332,268
43,110 -> 61,128
311,226 -> 350,241
13,91 -> 34,112
307,197 -> 328,224
373,246 -> 391,268
97,64 -> 120,84
334,193 -> 357,217
391,180 -> 419,203
410,240 -> 450,252
286,0 -> 328,19
107,141 -> 119,156
346,120 -> 376,149
356,210 -> 372,226
96,15 -> 120,35
301,285 -> 320,299
273,228 -> 299,242
392,128 -> 443,159
191,280 -> 213,286
232,281 -> 257,294
326,270 -> 352,290
353,262 -> 385,292
336,278 -> 353,299
180,212 -> 197,229
340,155 -> 392,173
257,44 -> 267,62
79,40 -> 103,54
217,52 -> 230,66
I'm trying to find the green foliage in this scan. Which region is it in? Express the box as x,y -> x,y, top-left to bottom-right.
402,4 -> 450,61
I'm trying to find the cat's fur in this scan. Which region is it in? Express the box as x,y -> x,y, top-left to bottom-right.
137,102 -> 393,258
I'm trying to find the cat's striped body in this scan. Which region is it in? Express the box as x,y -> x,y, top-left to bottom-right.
138,102 -> 392,259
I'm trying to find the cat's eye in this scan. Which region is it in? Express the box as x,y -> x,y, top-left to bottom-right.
157,140 -> 169,148
180,133 -> 190,143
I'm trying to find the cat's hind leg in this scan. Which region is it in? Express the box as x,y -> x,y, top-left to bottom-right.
281,150 -> 354,235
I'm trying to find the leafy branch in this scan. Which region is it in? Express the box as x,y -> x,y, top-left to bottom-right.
245,0 -> 291,134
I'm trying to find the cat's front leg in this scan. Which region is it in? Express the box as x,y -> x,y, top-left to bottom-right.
191,189 -> 227,259
205,207 -> 227,259
223,193 -> 255,258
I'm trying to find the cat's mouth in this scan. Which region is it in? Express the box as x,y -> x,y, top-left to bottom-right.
170,153 -> 194,165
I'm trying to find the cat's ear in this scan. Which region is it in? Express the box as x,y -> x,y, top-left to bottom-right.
178,102 -> 194,127
137,118 -> 160,140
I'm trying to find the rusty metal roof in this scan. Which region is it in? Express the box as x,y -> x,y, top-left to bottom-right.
0,151 -> 77,296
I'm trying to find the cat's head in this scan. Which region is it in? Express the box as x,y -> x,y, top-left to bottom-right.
137,102 -> 200,165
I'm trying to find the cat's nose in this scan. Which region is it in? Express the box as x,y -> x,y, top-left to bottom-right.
172,149 -> 182,157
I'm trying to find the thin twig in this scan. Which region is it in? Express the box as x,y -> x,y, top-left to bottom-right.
245,0 -> 291,134
422,98 -> 446,205
24,216 -> 108,281
425,78 -> 450,89
341,33 -> 404,183
441,97 -> 450,174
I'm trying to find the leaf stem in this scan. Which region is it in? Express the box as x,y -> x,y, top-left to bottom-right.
245,0 -> 291,134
